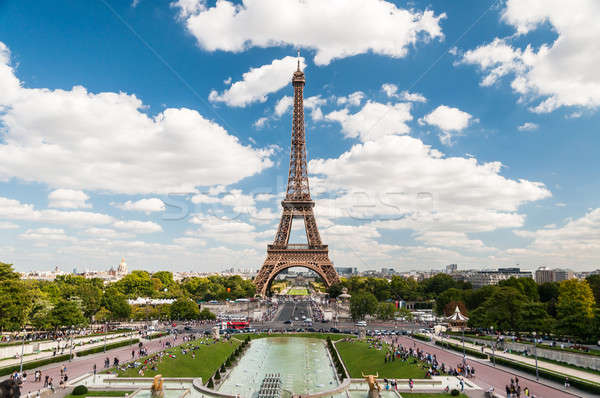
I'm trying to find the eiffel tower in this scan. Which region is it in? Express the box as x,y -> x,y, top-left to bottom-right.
254,56 -> 340,296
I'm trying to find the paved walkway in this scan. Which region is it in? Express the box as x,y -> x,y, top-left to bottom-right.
437,335 -> 600,383
0,333 -> 137,368
386,335 -> 589,398
2,333 -> 193,397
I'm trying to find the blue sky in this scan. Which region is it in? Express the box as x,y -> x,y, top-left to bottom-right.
0,0 -> 599,272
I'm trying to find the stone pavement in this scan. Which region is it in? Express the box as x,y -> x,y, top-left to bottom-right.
2,333 -> 193,397
436,335 -> 600,384
0,333 -> 138,368
387,335 -> 590,398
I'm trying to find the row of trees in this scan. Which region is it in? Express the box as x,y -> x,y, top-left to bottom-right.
333,274 -> 600,342
0,262 -> 246,331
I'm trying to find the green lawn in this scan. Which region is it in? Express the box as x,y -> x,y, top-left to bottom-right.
336,340 -> 427,379
65,391 -> 133,398
288,287 -> 309,295
117,338 -> 239,381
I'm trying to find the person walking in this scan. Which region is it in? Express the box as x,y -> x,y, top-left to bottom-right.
93,363 -> 97,375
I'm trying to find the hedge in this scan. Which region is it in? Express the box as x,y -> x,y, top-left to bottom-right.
435,340 -> 488,359
77,338 -> 140,357
413,333 -> 432,342
0,354 -> 71,376
493,356 -> 600,394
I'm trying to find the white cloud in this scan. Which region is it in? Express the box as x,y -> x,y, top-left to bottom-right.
420,105 -> 473,145
309,134 -> 550,252
326,101 -> 412,142
274,96 -> 293,117
518,122 -> 539,131
0,221 -> 19,229
84,228 -> 134,239
509,208 -> 600,265
381,84 -> 426,102
174,0 -> 445,65
113,220 -> 163,234
304,95 -> 327,121
0,42 -> 272,195
208,56 -> 305,107
0,196 -> 113,227
48,189 -> 91,209
253,117 -> 268,129
460,0 -> 600,113
19,228 -> 75,242
114,198 -> 165,214
336,92 -> 365,107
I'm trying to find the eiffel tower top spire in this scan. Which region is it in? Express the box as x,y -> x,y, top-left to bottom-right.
287,51 -> 310,202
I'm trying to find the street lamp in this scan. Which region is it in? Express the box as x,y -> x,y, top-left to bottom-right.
103,321 -> 107,353
19,328 -> 26,374
462,323 -> 466,371
491,326 -> 496,367
69,326 -> 74,361
533,331 -> 539,381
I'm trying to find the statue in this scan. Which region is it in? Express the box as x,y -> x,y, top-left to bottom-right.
361,372 -> 381,398
150,374 -> 164,398
0,379 -> 21,398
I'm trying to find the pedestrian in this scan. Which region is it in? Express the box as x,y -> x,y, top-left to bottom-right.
524,386 -> 529,397
93,363 -> 97,375
459,378 -> 464,392
564,377 -> 570,389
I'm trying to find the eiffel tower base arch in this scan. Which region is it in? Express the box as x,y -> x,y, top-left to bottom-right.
254,247 -> 340,296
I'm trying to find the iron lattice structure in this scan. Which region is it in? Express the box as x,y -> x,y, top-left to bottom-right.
254,62 -> 340,296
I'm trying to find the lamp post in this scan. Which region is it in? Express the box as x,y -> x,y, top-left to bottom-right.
19,328 -> 26,374
103,321 -> 107,353
462,323 -> 466,370
69,326 -> 74,361
491,326 -> 496,367
533,331 -> 539,381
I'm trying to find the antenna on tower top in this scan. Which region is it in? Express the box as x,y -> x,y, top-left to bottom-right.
297,49 -> 301,71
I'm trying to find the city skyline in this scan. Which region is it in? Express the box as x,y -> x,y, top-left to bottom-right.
1,0 -> 600,272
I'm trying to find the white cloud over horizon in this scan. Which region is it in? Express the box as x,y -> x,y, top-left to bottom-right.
173,0 -> 445,65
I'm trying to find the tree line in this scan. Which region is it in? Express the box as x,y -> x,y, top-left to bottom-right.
330,274 -> 600,343
0,262 -> 255,331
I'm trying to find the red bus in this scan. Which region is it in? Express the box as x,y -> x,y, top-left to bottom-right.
227,321 -> 250,330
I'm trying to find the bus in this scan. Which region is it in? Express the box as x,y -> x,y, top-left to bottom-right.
219,320 -> 250,330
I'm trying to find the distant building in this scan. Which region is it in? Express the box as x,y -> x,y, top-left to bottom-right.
535,267 -> 554,284
117,258 -> 128,275
454,268 -> 532,288
535,267 -> 574,283
553,268 -> 574,282
446,264 -> 458,274
335,267 -> 358,276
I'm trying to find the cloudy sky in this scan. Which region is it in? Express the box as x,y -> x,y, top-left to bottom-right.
1,0 -> 599,273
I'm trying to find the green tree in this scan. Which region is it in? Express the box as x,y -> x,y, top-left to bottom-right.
390,276 -> 420,301
102,288 -> 132,320
0,263 -> 32,331
538,281 -> 560,317
556,279 -> 595,340
327,283 -> 344,299
468,287 -> 527,331
586,274 -> 600,306
376,302 -> 396,320
49,299 -> 87,329
349,291 -> 378,320
199,308 -> 216,320
435,288 -> 464,316
114,271 -> 154,297
519,302 -> 554,333
421,274 -> 456,297
170,298 -> 200,320
499,277 -> 539,301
